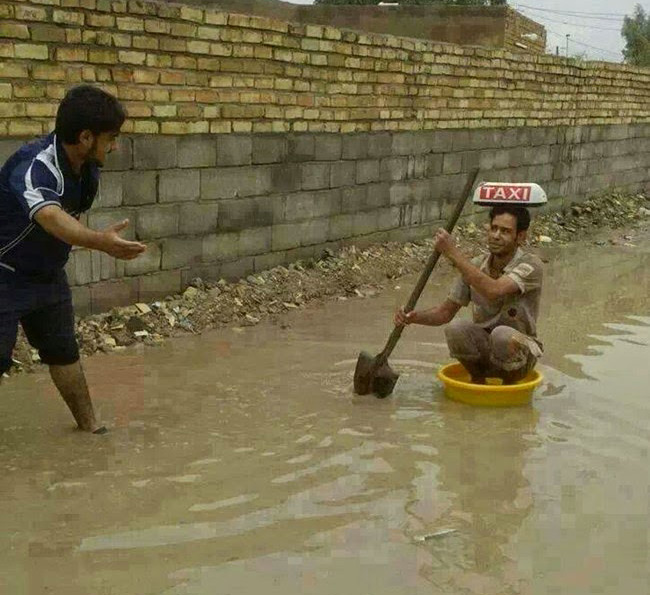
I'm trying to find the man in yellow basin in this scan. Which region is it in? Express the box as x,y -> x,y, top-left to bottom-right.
395,205 -> 543,384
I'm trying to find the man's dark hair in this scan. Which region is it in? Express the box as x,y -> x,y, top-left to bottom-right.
488,205 -> 531,232
55,85 -> 126,144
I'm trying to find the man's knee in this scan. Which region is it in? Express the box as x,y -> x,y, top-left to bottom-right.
489,325 -> 532,372
444,319 -> 477,342
445,320 -> 486,361
489,325 -> 518,351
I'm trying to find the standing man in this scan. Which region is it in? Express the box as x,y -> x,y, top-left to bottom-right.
0,85 -> 146,433
395,206 -> 543,384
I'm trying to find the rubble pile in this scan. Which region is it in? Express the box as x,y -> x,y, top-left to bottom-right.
8,191 -> 649,376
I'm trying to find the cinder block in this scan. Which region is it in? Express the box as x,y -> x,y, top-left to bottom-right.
136,206 -> 179,240
103,136 -> 132,171
367,132 -> 392,158
88,209 -> 136,239
220,256 -> 254,281
138,269 -> 182,301
365,183 -> 390,209
239,226 -> 272,256
65,249 -> 92,286
288,134 -> 315,162
392,131 -> 433,156
252,134 -> 287,164
314,134 -> 342,161
285,245 -> 317,264
430,130 -> 454,154
181,264 -> 222,287
217,199 -> 256,231
352,210 -> 379,236
254,251 -> 287,273
301,218 -> 329,246
380,157 -> 408,182
461,151 -> 481,172
342,133 -> 368,160
329,213 -> 354,240
122,171 -> 157,205
201,167 -> 272,199
179,203 -> 220,234
272,223 -> 303,251
302,162 -> 330,190
270,163 -> 301,193
202,232 -> 240,262
330,161 -> 356,188
158,169 -> 200,203
216,134 -> 252,166
177,136 -> 217,168
98,252 -> 118,281
425,154 -> 443,177
89,251 -> 101,283
254,195 -> 284,226
356,159 -> 380,184
133,136 -> 177,169
422,199 -> 441,222
124,242 -> 162,276
285,189 -> 340,221
377,207 -> 401,231
0,139 -> 24,165
90,278 -> 138,313
161,237 -> 202,269
442,153 -> 463,175
98,172 -> 123,207
341,186 -> 367,213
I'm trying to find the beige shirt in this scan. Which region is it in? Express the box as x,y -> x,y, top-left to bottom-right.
448,248 -> 544,352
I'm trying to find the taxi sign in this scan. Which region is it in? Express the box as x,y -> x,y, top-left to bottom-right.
473,182 -> 547,207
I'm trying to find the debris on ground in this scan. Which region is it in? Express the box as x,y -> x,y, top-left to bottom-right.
8,191 -> 649,376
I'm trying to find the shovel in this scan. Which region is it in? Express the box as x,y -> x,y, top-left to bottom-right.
353,169 -> 480,398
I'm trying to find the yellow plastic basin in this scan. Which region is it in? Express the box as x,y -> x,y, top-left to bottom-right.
437,363 -> 543,407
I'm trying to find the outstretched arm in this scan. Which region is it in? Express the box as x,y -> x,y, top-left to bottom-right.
34,205 -> 146,260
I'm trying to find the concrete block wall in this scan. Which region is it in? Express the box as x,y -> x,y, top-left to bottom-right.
2,122 -> 645,314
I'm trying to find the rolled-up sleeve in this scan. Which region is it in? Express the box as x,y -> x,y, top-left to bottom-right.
448,276 -> 471,306
506,259 -> 543,294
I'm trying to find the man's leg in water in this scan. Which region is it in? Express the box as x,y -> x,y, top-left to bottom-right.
444,320 -> 491,383
489,326 -> 538,385
20,277 -> 106,433
49,361 -> 105,432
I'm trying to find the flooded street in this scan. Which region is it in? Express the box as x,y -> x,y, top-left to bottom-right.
1,233 -> 649,595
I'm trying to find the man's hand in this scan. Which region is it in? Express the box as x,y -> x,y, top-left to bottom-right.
98,220 -> 146,260
434,228 -> 457,256
394,307 -> 418,327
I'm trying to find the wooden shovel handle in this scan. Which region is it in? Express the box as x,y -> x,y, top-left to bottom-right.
377,168 -> 480,364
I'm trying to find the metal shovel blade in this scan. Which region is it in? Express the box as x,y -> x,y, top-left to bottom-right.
354,351 -> 400,398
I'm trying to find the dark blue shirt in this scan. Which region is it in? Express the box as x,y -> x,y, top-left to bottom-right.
0,133 -> 99,278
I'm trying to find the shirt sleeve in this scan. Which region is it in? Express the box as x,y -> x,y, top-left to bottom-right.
448,275 -> 471,306
9,158 -> 62,220
506,256 -> 543,294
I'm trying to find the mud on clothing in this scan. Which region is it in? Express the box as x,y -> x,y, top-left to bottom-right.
446,248 -> 544,375
0,133 -> 99,374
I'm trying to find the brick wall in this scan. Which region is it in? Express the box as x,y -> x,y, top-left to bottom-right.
0,0 -> 649,137
1,0 -> 649,314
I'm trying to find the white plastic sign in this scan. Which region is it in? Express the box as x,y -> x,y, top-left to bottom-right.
473,182 -> 547,207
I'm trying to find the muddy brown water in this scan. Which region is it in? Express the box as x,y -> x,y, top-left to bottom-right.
1,235 -> 649,595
